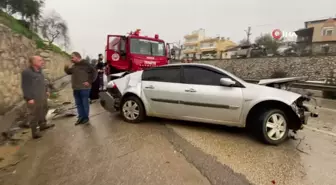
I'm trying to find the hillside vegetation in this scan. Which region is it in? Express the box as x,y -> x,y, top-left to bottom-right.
0,10 -> 69,56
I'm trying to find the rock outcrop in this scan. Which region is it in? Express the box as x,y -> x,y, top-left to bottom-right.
0,24 -> 70,115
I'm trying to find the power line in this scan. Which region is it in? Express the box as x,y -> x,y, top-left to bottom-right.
251,15 -> 334,28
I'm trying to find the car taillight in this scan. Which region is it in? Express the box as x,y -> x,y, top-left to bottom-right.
112,83 -> 117,88
107,81 -> 117,89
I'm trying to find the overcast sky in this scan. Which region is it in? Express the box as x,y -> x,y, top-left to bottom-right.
44,0 -> 336,58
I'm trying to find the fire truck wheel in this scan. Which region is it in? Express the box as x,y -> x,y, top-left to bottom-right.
120,95 -> 145,123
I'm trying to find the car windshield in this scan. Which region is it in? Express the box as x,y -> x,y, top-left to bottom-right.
130,38 -> 165,56
210,65 -> 246,83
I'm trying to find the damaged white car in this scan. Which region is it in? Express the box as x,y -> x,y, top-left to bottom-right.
99,63 -> 317,145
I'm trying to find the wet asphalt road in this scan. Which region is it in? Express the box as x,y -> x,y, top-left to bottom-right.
1,84 -> 336,185
0,102 -> 251,185
168,105 -> 336,185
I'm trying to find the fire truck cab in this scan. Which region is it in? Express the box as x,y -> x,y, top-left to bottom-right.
105,29 -> 170,75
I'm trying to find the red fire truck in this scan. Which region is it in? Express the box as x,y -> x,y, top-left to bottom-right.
105,29 -> 170,75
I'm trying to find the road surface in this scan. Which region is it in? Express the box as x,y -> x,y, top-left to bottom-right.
0,102 -> 251,185
168,105 -> 336,185
1,85 -> 336,185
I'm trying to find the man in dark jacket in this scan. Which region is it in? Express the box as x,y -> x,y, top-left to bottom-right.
21,56 -> 55,139
64,52 -> 97,125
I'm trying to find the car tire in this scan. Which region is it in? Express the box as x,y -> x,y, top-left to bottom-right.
257,109 -> 289,145
120,96 -> 145,123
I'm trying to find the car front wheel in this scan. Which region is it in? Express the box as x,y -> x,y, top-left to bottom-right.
258,109 -> 289,145
120,96 -> 145,123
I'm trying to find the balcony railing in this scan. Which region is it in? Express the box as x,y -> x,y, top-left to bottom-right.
200,46 -> 216,50
296,36 -> 311,43
184,41 -> 198,46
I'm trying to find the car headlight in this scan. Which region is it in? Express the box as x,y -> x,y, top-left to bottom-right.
291,102 -> 299,115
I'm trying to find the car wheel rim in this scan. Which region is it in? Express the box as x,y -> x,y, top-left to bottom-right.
266,113 -> 287,141
122,100 -> 140,120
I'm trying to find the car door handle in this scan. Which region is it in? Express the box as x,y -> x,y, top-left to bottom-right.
145,85 -> 154,89
185,88 -> 196,93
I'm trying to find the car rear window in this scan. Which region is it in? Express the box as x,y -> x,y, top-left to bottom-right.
142,67 -> 181,83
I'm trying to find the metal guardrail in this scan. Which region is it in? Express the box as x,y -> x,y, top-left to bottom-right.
244,79 -> 336,92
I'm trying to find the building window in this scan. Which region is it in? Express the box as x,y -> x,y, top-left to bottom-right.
186,38 -> 197,43
200,42 -> 216,48
322,27 -> 334,36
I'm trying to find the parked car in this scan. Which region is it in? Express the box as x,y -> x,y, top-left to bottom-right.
236,44 -> 267,58
181,57 -> 193,63
202,54 -> 215,60
99,63 -> 315,145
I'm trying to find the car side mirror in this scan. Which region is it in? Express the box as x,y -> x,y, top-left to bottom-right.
220,78 -> 236,87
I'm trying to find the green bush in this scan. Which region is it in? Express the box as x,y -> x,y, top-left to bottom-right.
35,39 -> 46,49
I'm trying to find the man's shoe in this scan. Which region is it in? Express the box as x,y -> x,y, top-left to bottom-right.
32,132 -> 42,139
75,118 -> 83,126
81,118 -> 90,124
40,123 -> 55,131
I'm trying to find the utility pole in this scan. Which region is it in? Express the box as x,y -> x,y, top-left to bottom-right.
244,26 -> 252,44
178,40 -> 182,60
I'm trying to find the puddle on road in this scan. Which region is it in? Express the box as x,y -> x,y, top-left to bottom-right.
168,122 -> 336,185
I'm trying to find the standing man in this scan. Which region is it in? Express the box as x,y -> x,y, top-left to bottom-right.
97,54 -> 106,90
21,56 -> 55,139
64,52 -> 97,125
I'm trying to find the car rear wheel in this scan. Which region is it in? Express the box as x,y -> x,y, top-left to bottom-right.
120,96 -> 145,123
257,109 -> 289,145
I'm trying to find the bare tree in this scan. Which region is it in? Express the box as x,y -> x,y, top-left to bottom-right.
38,10 -> 70,48
239,39 -> 250,45
255,34 -> 283,54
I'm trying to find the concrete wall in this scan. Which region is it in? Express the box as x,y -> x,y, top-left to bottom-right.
194,56 -> 336,80
312,42 -> 336,54
0,24 -> 70,115
306,19 -> 336,42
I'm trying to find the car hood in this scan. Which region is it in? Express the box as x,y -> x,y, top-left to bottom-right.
243,83 -> 302,105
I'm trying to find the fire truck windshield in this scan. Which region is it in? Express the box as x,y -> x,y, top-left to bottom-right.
130,38 -> 165,56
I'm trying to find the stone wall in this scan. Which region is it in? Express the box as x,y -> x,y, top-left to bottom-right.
0,24 -> 70,115
312,42 -> 336,55
197,56 -> 336,80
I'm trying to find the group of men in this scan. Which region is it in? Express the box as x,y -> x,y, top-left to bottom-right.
21,52 -> 98,139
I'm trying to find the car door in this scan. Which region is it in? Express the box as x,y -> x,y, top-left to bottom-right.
141,66 -> 185,117
105,35 -> 128,71
180,66 -> 244,125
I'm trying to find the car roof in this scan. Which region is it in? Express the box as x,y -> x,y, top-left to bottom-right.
163,62 -> 246,84
162,63 -> 217,68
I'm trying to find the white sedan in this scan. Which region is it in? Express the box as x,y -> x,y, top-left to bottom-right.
99,63 -> 314,145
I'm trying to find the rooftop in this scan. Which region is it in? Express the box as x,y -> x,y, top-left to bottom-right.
304,18 -> 336,28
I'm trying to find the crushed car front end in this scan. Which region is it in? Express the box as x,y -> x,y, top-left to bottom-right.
291,95 -> 318,130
